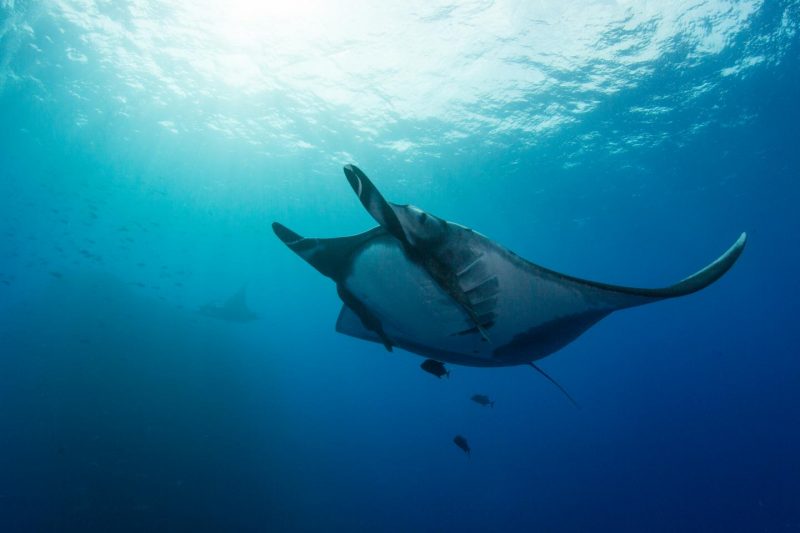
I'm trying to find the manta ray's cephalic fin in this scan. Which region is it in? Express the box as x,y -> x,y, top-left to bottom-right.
529,362 -> 580,408
343,164 -> 409,245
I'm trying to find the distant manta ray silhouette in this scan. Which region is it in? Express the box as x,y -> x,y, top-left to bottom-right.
199,285 -> 259,323
273,165 -> 745,402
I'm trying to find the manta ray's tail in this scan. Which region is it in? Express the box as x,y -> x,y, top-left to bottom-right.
529,362 -> 580,408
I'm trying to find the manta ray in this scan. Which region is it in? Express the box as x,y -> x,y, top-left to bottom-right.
273,165 -> 745,387
199,285 -> 259,323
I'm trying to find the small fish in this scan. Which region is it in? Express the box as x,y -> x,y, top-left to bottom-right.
420,359 -> 449,379
453,435 -> 470,457
471,394 -> 494,408
48,271 -> 63,279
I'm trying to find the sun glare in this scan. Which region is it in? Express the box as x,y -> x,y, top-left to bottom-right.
39,0 -> 778,153
203,0 -> 331,48
180,0 -> 338,90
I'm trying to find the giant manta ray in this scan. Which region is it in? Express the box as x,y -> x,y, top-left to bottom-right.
273,165 -> 746,387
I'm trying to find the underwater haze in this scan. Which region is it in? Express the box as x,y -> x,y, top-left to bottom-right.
1,1 -> 799,531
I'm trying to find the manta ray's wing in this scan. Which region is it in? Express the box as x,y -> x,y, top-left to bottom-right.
272,222 -> 395,350
272,223 -> 386,280
530,231 -> 747,310
224,285 -> 250,312
335,305 -> 384,343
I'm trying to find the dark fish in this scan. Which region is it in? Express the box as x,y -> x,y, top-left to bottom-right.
471,394 -> 494,408
453,435 -> 470,456
420,359 -> 449,379
48,271 -> 63,279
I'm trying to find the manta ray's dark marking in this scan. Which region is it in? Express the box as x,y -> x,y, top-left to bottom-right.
493,310 -> 609,360
272,165 -> 747,395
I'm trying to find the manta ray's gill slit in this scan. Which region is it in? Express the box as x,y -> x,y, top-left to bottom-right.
463,276 -> 500,299
456,254 -> 485,277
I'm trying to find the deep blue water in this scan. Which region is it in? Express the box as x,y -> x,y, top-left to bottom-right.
1,1 -> 799,531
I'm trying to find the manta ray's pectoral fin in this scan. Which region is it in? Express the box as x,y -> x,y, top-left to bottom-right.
272,222 -> 393,350
643,231 -> 747,299
224,284 -> 254,314
336,285 -> 393,352
528,362 -> 579,408
336,305 -> 382,344
556,232 -> 748,310
272,222 -> 384,280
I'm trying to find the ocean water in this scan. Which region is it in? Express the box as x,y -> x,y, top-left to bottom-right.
1,1 -> 799,531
